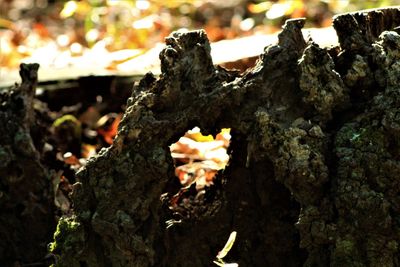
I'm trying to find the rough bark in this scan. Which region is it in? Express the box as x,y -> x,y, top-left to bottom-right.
50,7 -> 400,267
0,64 -> 55,265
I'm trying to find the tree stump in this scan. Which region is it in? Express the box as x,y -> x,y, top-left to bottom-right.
0,64 -> 56,265
45,7 -> 400,267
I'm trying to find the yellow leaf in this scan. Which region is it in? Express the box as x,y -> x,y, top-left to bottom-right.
217,231 -> 237,260
248,2 -> 272,14
60,1 -> 78,18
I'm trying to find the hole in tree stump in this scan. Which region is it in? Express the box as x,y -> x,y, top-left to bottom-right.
163,127 -> 231,224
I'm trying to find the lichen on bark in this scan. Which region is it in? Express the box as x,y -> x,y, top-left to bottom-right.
332,29 -> 400,267
50,7 -> 400,267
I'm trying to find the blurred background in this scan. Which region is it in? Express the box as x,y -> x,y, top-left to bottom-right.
1,0 -> 400,73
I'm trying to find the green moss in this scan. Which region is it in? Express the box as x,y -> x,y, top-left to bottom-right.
336,239 -> 355,254
332,237 -> 365,267
49,216 -> 85,267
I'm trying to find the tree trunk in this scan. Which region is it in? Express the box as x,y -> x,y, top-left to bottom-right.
47,7 -> 400,267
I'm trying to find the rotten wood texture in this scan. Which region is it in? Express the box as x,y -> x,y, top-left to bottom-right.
0,64 -> 55,266
47,7 -> 400,267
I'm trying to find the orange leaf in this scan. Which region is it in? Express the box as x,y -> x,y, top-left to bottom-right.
96,113 -> 122,145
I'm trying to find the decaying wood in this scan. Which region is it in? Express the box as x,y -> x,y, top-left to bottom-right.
50,7 -> 400,267
4,6 -> 400,267
0,64 -> 55,266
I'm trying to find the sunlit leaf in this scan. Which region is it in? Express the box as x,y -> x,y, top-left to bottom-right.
60,1 -> 79,18
240,18 -> 255,31
217,231 -> 237,260
266,0 -> 305,20
248,2 -> 272,14
82,144 -> 97,159
213,261 -> 239,267
186,127 -> 214,142
0,18 -> 16,30
96,113 -> 121,145
33,23 -> 50,38
106,49 -> 144,70
62,152 -> 79,165
133,16 -> 154,30
136,0 -> 151,10
266,2 -> 291,19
